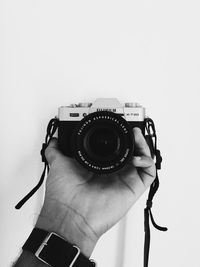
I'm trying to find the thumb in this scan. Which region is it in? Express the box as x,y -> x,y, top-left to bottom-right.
132,155 -> 155,168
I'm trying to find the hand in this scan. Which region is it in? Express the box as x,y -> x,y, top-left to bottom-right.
36,127 -> 156,257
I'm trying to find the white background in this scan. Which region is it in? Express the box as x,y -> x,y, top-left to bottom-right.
1,1 -> 200,266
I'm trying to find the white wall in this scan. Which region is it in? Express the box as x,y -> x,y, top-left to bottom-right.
1,1 -> 200,266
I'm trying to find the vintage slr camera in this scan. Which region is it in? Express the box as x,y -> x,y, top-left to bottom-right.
58,98 -> 146,173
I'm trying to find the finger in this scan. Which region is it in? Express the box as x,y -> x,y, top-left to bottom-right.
133,127 -> 151,157
133,155 -> 156,176
132,155 -> 154,168
45,138 -> 63,165
133,155 -> 156,185
47,137 -> 58,149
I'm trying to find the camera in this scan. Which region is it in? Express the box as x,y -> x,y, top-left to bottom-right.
58,98 -> 146,173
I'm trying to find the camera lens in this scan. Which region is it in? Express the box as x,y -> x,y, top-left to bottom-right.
71,111 -> 134,173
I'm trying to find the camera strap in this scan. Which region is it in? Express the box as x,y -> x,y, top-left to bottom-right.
143,118 -> 168,267
15,118 -> 59,209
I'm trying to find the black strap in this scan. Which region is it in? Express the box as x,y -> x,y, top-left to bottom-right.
143,118 -> 168,267
23,228 -> 95,267
15,118 -> 58,209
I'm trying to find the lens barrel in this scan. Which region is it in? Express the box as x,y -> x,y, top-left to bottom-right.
71,111 -> 134,173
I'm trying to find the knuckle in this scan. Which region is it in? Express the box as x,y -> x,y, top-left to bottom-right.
44,146 -> 51,157
148,156 -> 154,164
146,157 -> 155,169
45,147 -> 55,162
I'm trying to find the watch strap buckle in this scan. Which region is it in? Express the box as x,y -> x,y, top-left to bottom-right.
35,232 -> 81,267
35,232 -> 56,266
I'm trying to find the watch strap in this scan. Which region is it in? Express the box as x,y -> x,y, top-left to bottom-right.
22,228 -> 95,267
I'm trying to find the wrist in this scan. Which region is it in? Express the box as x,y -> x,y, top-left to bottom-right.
36,197 -> 98,258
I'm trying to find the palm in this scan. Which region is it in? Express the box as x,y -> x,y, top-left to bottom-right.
44,128 -> 155,240
46,152 -> 154,237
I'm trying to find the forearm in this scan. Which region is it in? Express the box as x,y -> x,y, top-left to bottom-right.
13,197 -> 97,267
35,196 -> 98,257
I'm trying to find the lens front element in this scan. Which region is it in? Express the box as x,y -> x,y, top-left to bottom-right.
84,125 -> 121,160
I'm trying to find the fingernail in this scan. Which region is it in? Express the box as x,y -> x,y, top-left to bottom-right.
134,156 -> 141,161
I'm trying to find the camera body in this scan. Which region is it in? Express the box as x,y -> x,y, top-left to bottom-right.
58,98 -> 146,173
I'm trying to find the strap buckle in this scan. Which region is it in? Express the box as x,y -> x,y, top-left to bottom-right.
35,232 -> 54,266
35,232 -> 81,267
69,246 -> 81,267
